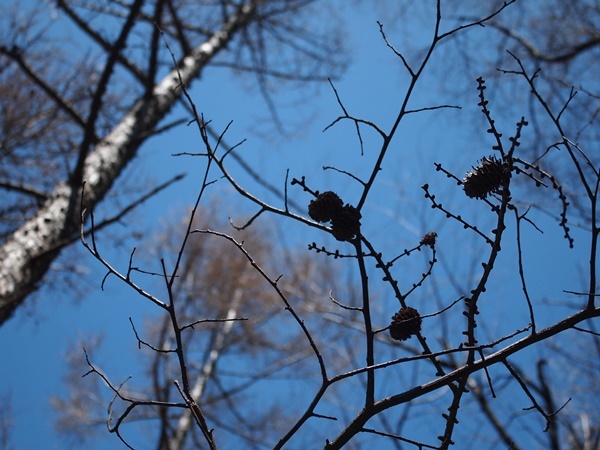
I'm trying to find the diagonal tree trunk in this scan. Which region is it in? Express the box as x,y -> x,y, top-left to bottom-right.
0,3 -> 256,324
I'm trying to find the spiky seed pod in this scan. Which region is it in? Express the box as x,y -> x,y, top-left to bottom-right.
389,306 -> 422,341
330,205 -> 362,242
420,231 -> 437,247
463,156 -> 508,199
308,191 -> 343,223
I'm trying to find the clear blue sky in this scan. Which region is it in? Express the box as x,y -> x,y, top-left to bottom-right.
0,1 -> 592,449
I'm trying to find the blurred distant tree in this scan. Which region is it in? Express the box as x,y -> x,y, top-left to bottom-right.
0,0 -> 346,323
52,204 -> 356,449
0,393 -> 14,450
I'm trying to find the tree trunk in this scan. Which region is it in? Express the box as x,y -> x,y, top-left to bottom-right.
0,3 -> 256,324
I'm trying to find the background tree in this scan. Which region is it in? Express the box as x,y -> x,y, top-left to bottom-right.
52,203 -> 357,449
451,0 -> 599,225
1,0 -> 599,449
0,0 -> 346,322
385,2 -> 600,448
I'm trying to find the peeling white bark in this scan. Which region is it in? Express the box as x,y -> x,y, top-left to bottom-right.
0,3 -> 256,323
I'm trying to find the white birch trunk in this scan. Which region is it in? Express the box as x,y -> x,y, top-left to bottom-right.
0,3 -> 256,323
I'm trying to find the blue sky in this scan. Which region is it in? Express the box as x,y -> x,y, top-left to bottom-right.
1,1 -> 595,449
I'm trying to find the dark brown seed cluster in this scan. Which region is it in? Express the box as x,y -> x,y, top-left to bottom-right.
330,205 -> 361,242
463,156 -> 508,199
308,191 -> 343,223
389,307 -> 422,341
308,191 -> 361,242
420,231 -> 437,248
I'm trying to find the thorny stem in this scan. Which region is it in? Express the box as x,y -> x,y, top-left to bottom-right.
437,81 -> 521,448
